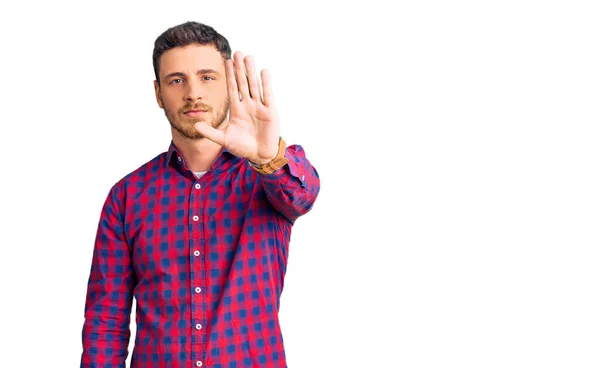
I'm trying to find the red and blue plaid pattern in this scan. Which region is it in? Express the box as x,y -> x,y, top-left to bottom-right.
80,141 -> 320,368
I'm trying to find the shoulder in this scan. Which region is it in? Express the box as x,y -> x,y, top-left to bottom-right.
108,151 -> 168,198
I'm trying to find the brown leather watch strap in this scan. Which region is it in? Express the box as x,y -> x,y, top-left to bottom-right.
248,137 -> 289,174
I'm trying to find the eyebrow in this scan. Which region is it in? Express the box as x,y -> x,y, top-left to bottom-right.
163,69 -> 220,80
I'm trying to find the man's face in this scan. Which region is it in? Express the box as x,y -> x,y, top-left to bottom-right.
154,44 -> 229,140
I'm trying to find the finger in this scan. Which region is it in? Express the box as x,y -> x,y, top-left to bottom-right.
225,59 -> 240,104
194,122 -> 226,146
261,69 -> 275,107
234,51 -> 250,100
244,55 -> 261,101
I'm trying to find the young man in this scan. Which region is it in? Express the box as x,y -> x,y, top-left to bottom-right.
80,21 -> 320,368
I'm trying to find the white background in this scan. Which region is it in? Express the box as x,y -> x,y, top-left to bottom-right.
0,0 -> 599,367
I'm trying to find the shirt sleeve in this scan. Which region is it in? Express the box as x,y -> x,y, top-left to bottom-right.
80,182 -> 135,367
257,144 -> 320,223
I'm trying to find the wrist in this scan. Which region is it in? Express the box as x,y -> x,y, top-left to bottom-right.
249,155 -> 277,166
248,137 -> 289,174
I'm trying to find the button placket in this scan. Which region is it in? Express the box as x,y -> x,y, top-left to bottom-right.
190,178 -> 206,363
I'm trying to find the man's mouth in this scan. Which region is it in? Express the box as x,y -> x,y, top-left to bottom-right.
184,110 -> 208,117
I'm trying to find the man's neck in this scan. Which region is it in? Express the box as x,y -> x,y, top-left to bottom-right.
172,130 -> 224,172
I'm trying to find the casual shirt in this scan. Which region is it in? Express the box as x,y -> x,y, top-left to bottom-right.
80,140 -> 320,368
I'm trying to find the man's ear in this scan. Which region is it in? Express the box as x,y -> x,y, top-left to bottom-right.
154,80 -> 163,108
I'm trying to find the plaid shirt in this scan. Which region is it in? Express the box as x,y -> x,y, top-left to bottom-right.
80,140 -> 320,368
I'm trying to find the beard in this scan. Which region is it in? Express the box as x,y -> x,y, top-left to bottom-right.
162,96 -> 229,140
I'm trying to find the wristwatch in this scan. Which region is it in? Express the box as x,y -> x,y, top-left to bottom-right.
248,137 -> 289,174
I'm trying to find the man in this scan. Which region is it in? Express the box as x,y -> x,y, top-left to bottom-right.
80,21 -> 320,368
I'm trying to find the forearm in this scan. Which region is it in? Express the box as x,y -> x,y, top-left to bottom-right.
258,144 -> 320,223
81,275 -> 134,367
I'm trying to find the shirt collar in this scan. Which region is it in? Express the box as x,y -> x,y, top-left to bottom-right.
165,140 -> 235,169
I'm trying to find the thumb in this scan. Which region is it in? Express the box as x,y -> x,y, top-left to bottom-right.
194,122 -> 226,146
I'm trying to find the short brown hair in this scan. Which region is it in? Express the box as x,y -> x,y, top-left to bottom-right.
152,21 -> 232,84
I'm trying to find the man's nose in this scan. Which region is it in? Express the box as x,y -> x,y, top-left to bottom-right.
184,79 -> 204,101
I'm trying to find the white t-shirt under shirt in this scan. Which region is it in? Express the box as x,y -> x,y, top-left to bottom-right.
194,172 -> 207,179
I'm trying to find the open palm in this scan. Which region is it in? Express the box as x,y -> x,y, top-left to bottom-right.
194,51 -> 280,164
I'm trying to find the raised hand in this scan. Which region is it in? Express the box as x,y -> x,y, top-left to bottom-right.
194,51 -> 280,164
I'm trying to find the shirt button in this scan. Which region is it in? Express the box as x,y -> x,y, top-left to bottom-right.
196,323 -> 202,330
193,215 -> 199,221
177,157 -> 182,162
195,183 -> 201,189
193,250 -> 200,256
196,361 -> 203,367
195,287 -> 202,293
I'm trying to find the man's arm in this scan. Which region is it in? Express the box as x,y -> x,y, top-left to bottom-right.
80,183 -> 135,367
256,144 -> 320,223
191,50 -> 320,221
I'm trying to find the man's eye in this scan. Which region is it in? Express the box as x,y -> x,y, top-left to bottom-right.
203,76 -> 215,81
170,78 -> 183,84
